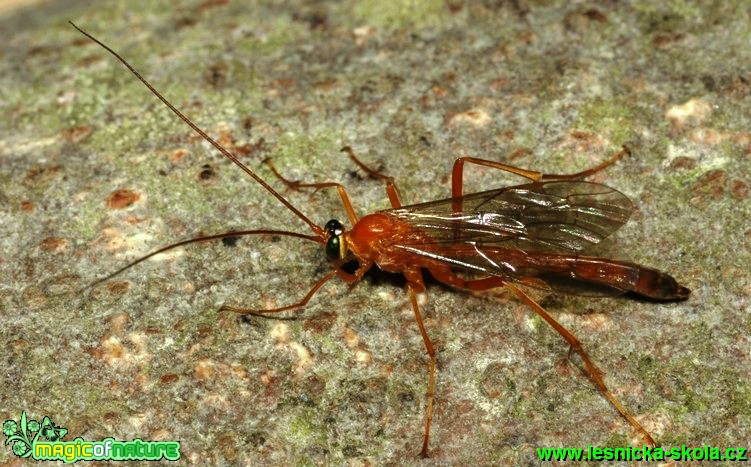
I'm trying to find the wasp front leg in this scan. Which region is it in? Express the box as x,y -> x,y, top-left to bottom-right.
341,146 -> 403,208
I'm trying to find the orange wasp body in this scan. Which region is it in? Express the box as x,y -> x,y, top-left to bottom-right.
73,22 -> 689,457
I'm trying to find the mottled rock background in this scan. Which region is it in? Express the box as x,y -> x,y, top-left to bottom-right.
1,0 -> 749,465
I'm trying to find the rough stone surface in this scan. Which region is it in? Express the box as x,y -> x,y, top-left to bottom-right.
1,1 -> 749,464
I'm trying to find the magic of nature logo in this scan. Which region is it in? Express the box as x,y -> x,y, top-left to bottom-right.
3,411 -> 180,463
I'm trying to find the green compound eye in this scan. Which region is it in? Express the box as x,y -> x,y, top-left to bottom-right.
326,235 -> 342,260
324,219 -> 343,235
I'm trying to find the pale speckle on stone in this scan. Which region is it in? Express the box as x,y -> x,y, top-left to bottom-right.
127,413 -> 148,432
259,369 -> 276,385
666,97 -> 712,127
355,349 -> 372,364
449,108 -> 492,127
342,325 -> 360,349
270,322 -> 290,345
289,341 -> 314,378
193,359 -> 214,381
577,312 -> 613,332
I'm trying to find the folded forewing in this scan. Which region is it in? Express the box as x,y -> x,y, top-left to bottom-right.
384,181 -> 634,295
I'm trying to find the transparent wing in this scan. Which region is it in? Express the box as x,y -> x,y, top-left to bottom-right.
386,181 -> 632,252
384,180 -> 634,295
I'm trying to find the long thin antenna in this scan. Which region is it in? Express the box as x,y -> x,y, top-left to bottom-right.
69,21 -> 323,237
85,229 -> 321,289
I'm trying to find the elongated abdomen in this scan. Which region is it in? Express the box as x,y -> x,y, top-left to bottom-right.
524,253 -> 691,301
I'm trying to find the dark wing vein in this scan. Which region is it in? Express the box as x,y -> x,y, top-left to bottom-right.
383,180 -> 633,295
386,181 -> 632,252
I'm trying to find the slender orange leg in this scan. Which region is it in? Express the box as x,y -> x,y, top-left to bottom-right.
399,267 -> 437,458
263,158 -> 360,225
504,282 -> 655,447
426,265 -> 656,447
221,269 -> 339,314
265,147 -> 403,215
409,286 -> 436,458
451,146 -> 630,211
341,146 -> 402,208
541,146 -> 630,181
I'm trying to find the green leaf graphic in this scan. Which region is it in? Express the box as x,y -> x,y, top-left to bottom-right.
4,412 -> 66,458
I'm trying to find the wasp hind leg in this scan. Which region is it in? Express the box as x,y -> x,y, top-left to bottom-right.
428,266 -> 656,448
451,146 -> 630,199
